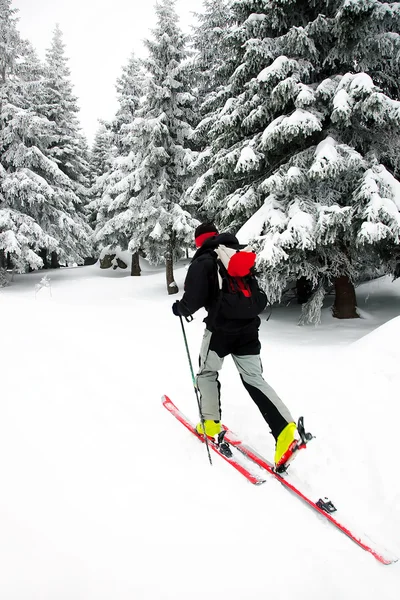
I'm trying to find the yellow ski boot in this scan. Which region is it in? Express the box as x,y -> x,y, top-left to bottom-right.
274,422 -> 299,469
196,420 -> 221,438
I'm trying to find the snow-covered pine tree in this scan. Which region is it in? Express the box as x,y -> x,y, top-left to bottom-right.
0,0 -> 20,84
0,6 -> 93,278
113,53 -> 146,151
191,0 -> 232,105
95,0 -> 198,291
89,121 -> 114,184
89,53 -> 144,274
131,0 -> 198,290
0,1 -> 56,282
188,0 -> 233,215
38,24 -> 92,266
87,120 -> 117,237
189,0 -> 400,321
41,25 -> 90,188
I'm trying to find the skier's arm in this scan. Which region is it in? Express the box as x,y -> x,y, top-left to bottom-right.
176,260 -> 210,317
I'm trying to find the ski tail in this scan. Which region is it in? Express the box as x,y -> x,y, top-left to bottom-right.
222,427 -> 398,566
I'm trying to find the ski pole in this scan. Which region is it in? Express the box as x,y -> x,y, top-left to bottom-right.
179,314 -> 212,466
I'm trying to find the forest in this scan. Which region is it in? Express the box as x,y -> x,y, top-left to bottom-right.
1,0 -> 400,322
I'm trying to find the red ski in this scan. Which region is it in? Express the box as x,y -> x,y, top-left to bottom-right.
163,395 -> 397,565
162,395 -> 265,485
222,427 -> 398,566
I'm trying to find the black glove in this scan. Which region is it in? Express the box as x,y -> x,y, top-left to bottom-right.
172,300 -> 181,316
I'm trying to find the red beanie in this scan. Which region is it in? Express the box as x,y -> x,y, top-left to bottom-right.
194,222 -> 218,248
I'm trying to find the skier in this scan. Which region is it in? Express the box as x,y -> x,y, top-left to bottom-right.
172,222 -> 299,469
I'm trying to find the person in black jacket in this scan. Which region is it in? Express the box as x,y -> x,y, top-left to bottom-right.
172,222 -> 299,469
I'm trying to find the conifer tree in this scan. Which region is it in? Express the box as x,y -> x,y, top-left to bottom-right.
191,0 -> 231,104
188,0 -> 232,213
0,1 -> 55,280
113,53 -> 145,151
0,0 -> 20,86
189,0 -> 400,320
95,0 -> 198,290
90,54 -> 144,273
39,24 -> 92,265
90,121 -> 114,183
0,5 -> 92,280
41,25 -> 90,188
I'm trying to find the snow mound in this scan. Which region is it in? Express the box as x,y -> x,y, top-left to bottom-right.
289,313 -> 400,559
351,314 -> 400,378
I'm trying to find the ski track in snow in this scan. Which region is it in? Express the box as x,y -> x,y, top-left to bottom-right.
1,263 -> 399,599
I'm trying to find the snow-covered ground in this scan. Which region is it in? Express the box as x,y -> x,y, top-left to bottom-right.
1,263 -> 399,599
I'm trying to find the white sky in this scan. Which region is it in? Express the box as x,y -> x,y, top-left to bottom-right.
12,0 -> 204,145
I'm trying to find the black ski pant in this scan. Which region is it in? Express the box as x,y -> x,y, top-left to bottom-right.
196,327 -> 294,439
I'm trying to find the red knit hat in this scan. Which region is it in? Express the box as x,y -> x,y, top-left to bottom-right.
194,222 -> 219,248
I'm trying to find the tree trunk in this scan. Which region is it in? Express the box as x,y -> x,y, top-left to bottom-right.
51,252 -> 60,269
296,277 -> 313,304
165,250 -> 178,295
131,251 -> 141,276
39,248 -> 49,269
0,250 -> 7,287
332,275 -> 359,319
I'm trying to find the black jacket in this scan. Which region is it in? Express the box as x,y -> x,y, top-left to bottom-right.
178,232 -> 260,332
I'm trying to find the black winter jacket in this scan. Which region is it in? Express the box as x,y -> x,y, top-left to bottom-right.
178,232 -> 260,332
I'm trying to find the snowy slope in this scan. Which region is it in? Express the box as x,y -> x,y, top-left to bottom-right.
0,265 -> 399,599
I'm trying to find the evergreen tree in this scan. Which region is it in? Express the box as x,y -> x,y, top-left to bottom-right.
0,6 -> 92,279
0,1 -> 55,280
113,53 -> 145,152
39,24 -> 92,265
0,0 -> 20,86
41,25 -> 90,189
189,0 -> 400,320
191,0 -> 232,103
90,54 -> 144,273
90,121 -> 114,183
95,0 -> 198,290
188,0 -> 233,213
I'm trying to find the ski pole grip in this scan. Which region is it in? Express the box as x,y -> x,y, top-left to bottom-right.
184,315 -> 193,322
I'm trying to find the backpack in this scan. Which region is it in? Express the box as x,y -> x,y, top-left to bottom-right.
212,244 -> 268,321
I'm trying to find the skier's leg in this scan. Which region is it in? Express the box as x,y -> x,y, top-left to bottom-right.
232,352 -> 294,440
196,328 -> 224,421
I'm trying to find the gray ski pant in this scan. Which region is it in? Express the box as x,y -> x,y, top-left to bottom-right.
196,329 -> 294,439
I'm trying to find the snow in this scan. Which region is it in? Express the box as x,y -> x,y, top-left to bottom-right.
236,194 -> 286,243
350,72 -> 375,93
226,186 -> 256,212
257,56 -> 291,82
281,200 -> 315,248
375,164 -> 400,210
314,136 -> 338,162
234,145 -> 259,172
333,88 -> 352,116
295,84 -> 315,106
246,13 -> 267,23
356,169 -> 400,243
220,97 -> 235,115
261,109 -> 322,148
236,204 -> 266,242
1,266 -> 400,599
287,166 -> 301,178
309,136 -> 339,177
150,221 -> 163,239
